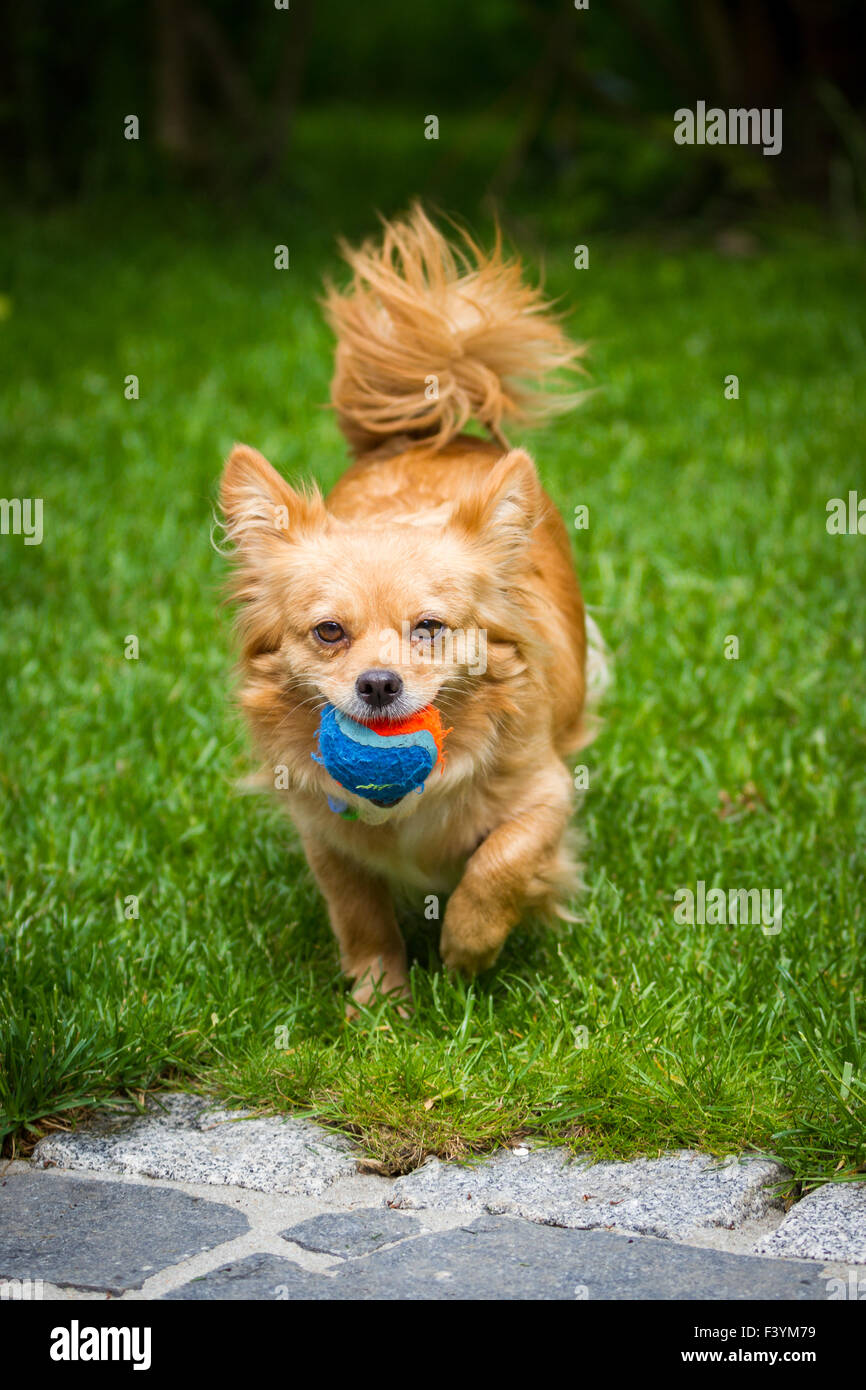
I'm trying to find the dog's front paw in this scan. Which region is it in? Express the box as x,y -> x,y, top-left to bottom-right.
439,905 -> 505,978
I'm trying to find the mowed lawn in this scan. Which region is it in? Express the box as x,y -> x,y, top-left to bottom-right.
1,200 -> 864,1184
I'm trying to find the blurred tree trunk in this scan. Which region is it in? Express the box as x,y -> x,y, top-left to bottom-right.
184,3 -> 261,136
152,0 -> 313,175
695,0 -> 742,104
607,0 -> 695,96
267,0 -> 315,171
154,0 -> 198,162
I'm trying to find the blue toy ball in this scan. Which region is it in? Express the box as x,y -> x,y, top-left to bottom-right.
312,704 -> 447,808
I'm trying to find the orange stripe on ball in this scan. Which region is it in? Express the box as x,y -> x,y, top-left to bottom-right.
366,705 -> 451,768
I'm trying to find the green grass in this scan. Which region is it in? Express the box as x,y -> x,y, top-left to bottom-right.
1,193 -> 865,1187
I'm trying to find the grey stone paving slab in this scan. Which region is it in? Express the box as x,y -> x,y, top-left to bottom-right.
281,1207 -> 421,1257
33,1094 -> 357,1196
165,1216 -> 831,1301
389,1148 -> 788,1243
337,1216 -> 830,1301
0,1170 -> 249,1295
163,1253 -> 326,1300
755,1182 -> 866,1264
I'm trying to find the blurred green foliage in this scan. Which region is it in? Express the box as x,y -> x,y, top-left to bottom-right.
4,1 -> 866,231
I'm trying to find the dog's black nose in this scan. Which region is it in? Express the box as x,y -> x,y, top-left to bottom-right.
356,669 -> 403,712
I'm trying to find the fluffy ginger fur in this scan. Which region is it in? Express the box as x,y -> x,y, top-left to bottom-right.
220,205 -> 601,1013
325,204 -> 585,453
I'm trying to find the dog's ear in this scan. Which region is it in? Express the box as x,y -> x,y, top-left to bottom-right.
453,449 -> 542,564
218,447 -> 326,550
220,444 -> 326,551
219,445 -> 327,659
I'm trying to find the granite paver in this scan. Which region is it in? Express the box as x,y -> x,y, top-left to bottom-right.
33,1094 -> 356,1196
281,1207 -> 421,1257
389,1147 -> 787,1242
755,1182 -> 866,1264
0,1170 -> 249,1295
163,1253 -> 324,1300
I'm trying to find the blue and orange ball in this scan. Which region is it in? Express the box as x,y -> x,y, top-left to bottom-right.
313,704 -> 449,808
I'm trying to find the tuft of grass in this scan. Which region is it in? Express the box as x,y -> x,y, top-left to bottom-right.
1,191 -> 864,1184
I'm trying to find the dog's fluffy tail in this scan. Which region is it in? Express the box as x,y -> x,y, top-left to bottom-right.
324,204 -> 585,455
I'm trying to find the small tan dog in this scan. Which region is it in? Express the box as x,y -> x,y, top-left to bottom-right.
220,205 -> 602,1011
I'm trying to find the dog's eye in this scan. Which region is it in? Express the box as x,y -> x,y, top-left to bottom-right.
314,621 -> 345,644
412,618 -> 445,640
